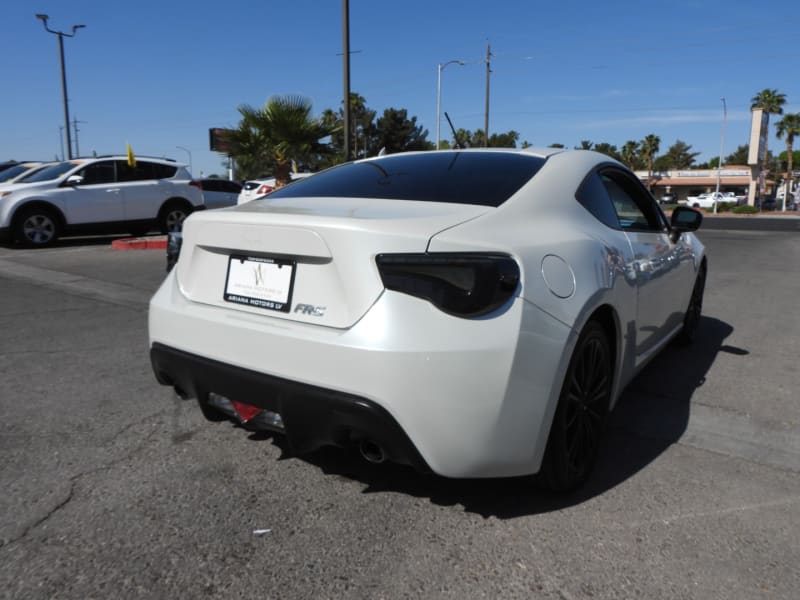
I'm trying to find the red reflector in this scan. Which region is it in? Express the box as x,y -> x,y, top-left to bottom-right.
231,400 -> 262,422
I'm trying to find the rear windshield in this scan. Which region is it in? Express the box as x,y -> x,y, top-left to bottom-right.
267,152 -> 546,207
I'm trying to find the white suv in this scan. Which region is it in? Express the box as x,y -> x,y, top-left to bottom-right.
0,156 -> 203,247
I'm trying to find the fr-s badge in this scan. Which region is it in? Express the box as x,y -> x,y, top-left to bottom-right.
294,303 -> 326,317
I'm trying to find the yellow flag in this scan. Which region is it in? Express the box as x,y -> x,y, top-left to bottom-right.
126,143 -> 136,167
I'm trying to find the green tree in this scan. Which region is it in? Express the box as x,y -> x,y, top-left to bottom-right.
229,95 -> 336,184
724,144 -> 750,165
750,89 -> 787,174
575,140 -> 594,150
657,140 -> 700,170
374,108 -> 433,154
593,143 -> 620,161
620,140 -> 640,170
775,113 -> 800,202
488,130 -> 520,148
639,134 -> 661,189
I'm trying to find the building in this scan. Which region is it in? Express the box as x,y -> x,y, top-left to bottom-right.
634,166 -> 764,203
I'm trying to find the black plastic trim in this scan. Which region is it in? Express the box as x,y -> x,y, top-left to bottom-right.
150,343 -> 431,473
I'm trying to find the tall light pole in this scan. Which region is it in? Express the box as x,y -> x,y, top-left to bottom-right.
36,14 -> 85,160
436,60 -> 464,150
176,146 -> 193,175
713,97 -> 727,214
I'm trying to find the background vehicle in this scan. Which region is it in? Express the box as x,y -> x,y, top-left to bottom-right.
236,172 -> 315,205
0,156 -> 203,246
189,178 -> 242,210
0,162 -> 45,184
682,191 -> 737,208
150,148 -> 705,492
659,192 -> 677,205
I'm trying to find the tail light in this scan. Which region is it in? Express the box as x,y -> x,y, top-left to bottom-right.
189,180 -> 203,189
376,253 -> 520,318
257,184 -> 274,195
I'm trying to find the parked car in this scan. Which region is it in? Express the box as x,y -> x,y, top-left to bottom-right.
0,162 -> 45,184
236,172 -> 315,205
0,156 -> 203,247
659,192 -> 677,205
150,148 -> 705,492
682,191 -> 737,209
189,178 -> 242,210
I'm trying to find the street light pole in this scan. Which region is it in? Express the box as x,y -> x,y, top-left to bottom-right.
713,97 -> 727,214
436,60 -> 464,150
176,146 -> 193,176
36,14 -> 85,161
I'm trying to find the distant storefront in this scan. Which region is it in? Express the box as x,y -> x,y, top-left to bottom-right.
634,166 -> 774,203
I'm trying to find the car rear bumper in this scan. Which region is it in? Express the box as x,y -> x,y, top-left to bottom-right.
148,271 -> 574,478
151,342 -> 431,471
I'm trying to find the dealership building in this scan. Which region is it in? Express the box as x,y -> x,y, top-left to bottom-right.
635,166 -> 763,202
635,108 -> 786,205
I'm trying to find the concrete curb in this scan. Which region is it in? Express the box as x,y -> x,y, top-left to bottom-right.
111,236 -> 167,250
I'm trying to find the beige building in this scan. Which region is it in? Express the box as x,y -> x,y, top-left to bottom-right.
634,166 -> 774,203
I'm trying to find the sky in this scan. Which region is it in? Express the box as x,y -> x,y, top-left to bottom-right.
2,0 -> 799,179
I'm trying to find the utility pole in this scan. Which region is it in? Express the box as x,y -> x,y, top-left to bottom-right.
72,116 -> 87,157
36,14 -> 85,160
342,0 -> 351,162
483,42 -> 492,147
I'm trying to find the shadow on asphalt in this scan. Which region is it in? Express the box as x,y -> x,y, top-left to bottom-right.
0,232 -> 162,250
252,316 -> 743,519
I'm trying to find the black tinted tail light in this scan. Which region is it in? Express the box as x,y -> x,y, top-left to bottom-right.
376,253 -> 520,317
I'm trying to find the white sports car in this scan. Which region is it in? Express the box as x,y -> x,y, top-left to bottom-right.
149,148 -> 706,491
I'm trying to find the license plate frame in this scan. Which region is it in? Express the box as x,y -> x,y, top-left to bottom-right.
223,255 -> 296,312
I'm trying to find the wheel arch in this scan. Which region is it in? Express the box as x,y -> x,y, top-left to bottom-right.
159,196 -> 193,215
573,303 -> 625,411
11,200 -> 67,229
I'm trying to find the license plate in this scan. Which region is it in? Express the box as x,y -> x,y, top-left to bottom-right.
224,255 -> 295,312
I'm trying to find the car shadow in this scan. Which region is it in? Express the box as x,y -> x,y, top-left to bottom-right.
0,235 -> 126,250
253,316 -> 742,519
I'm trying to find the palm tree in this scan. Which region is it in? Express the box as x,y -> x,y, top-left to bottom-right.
775,113 -> 800,207
621,140 -> 640,170
750,89 -> 787,175
639,134 -> 660,190
230,95 -> 337,185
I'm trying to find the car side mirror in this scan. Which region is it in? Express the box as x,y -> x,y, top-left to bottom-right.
65,174 -> 84,186
669,206 -> 702,242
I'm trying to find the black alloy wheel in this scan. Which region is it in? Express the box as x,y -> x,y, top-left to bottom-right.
541,321 -> 612,492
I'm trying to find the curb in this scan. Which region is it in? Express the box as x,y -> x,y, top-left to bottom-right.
111,236 -> 167,250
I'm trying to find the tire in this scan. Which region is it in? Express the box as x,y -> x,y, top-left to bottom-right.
540,321 -> 612,492
12,206 -> 61,247
676,263 -> 706,345
158,200 -> 192,234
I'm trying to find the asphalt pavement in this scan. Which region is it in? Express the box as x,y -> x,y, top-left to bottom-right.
0,226 -> 798,599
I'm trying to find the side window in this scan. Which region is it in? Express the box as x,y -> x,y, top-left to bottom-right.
151,163 -> 177,179
600,171 -> 664,232
575,172 -> 620,229
77,161 -> 116,185
116,161 -> 177,182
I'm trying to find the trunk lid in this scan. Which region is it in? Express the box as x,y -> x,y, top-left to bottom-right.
176,196 -> 489,328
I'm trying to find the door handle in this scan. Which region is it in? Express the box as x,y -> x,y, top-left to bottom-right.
106,188 -> 120,192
